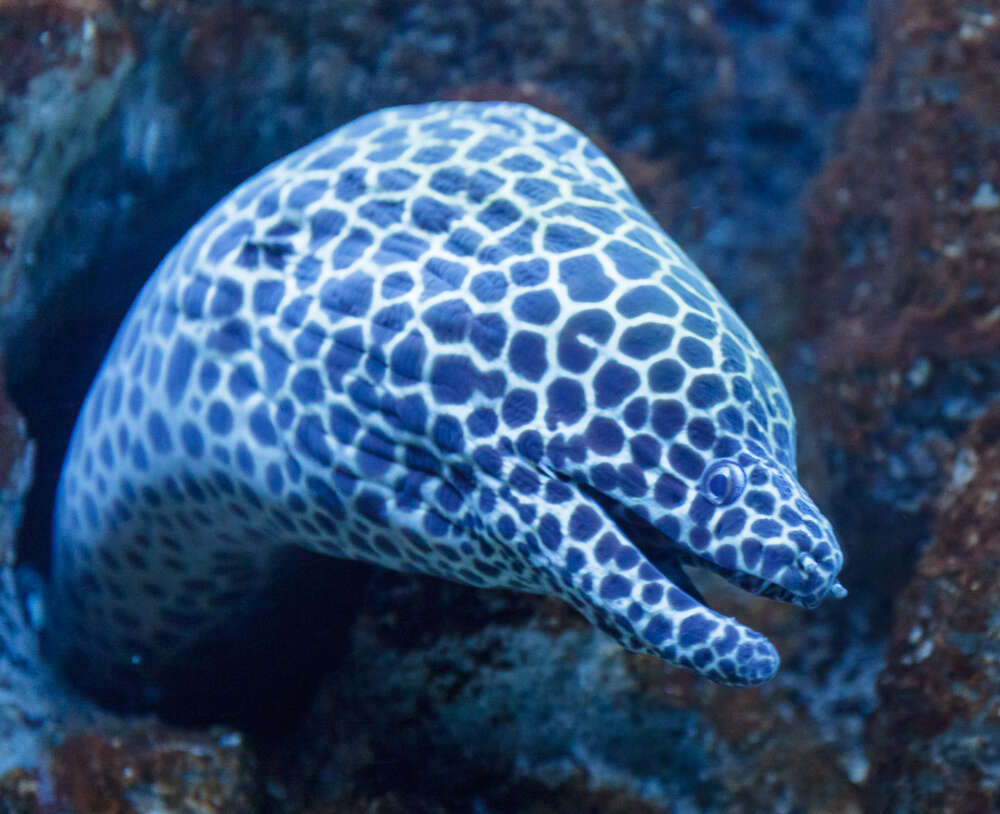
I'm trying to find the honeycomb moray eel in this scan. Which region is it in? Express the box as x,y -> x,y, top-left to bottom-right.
51,102 -> 845,696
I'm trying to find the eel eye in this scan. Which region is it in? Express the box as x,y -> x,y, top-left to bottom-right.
699,460 -> 747,506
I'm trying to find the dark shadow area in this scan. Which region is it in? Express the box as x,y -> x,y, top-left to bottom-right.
49,546 -> 372,737
7,162 -> 242,575
8,259 -> 144,575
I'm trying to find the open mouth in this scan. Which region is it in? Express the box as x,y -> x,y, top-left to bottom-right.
579,483 -> 821,613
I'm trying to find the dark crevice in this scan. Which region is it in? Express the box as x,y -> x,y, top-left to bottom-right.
577,481 -> 708,606
49,545 -> 373,737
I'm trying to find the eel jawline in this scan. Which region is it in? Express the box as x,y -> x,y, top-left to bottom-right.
581,483 -> 833,617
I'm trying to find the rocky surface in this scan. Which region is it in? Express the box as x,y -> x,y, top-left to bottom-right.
0,359 -> 48,783
260,572 -> 866,813
0,721 -> 258,814
0,366 -> 33,568
791,0 -> 1000,809
867,406 -> 1000,812
0,0 -> 134,336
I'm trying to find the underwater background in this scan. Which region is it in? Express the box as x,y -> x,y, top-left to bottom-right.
0,0 -> 997,811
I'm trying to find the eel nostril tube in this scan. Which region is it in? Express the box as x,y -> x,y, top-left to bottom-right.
796,552 -> 819,575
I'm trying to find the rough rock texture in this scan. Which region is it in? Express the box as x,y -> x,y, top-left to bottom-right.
867,406 -> 1000,812
794,0 -> 1000,810
0,363 -> 45,780
46,726 -> 257,814
1,721 -> 258,813
0,0 -> 134,335
798,0 -> 1000,566
261,572 -> 866,813
0,365 -> 33,566
0,1 -> 889,813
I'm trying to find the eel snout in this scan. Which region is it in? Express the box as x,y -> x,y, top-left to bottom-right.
525,461 -> 845,687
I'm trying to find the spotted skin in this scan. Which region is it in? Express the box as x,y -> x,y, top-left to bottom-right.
51,102 -> 844,690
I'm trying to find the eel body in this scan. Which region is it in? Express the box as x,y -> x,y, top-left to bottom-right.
51,102 -> 844,693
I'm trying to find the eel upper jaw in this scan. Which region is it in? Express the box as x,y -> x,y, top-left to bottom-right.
692,558 -> 840,609
593,487 -> 844,617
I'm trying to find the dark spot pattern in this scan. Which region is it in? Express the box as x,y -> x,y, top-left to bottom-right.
558,255 -> 614,302
508,331 -> 547,382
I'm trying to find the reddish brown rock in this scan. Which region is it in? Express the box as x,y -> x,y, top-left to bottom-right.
0,688 -> 260,814
265,567 -> 865,814
795,1 -> 1000,605
0,768 -> 42,814
0,0 -> 134,334
1,712 -> 259,813
49,725 -> 257,814
0,361 -> 32,558
794,0 -> 1000,810
800,3 -> 1000,367
866,405 -> 1000,812
798,0 -> 1000,450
